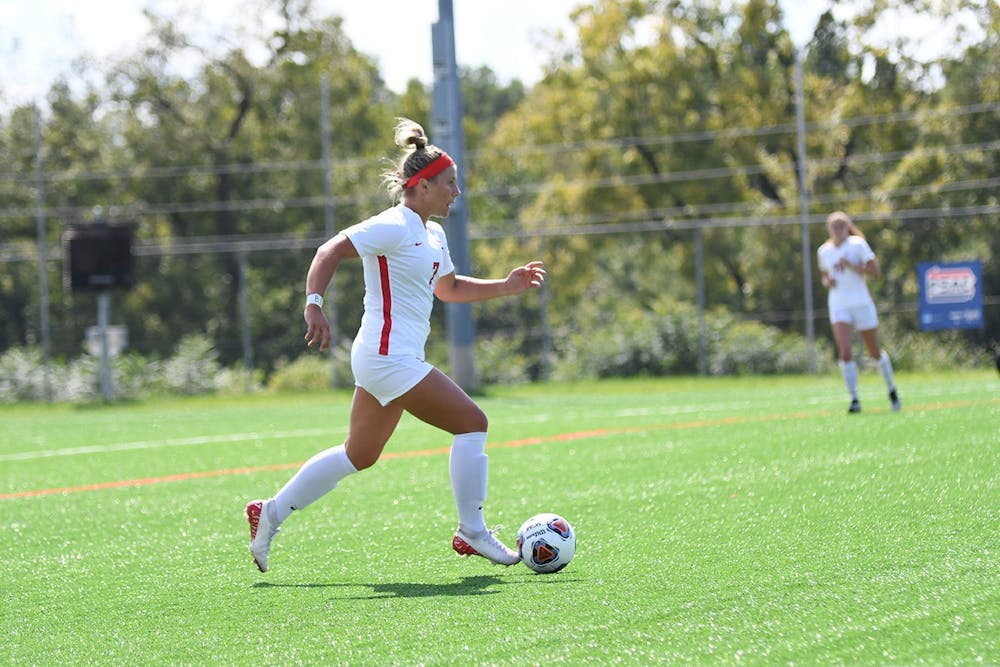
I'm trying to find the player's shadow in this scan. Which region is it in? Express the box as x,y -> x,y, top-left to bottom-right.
255,574 -> 505,599
349,574 -> 507,599
254,573 -> 580,599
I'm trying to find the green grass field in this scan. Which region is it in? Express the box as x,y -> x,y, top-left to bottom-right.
2,372 -> 997,665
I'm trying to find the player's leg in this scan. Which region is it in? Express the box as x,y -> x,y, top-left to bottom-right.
273,386 -> 401,515
395,369 -> 519,565
860,326 -> 900,410
246,387 -> 403,572
832,320 -> 861,412
343,386 -> 406,469
396,367 -> 487,434
395,369 -> 488,535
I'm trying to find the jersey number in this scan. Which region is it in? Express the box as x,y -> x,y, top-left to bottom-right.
429,261 -> 440,285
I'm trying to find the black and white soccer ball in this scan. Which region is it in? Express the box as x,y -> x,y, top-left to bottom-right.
516,513 -> 576,574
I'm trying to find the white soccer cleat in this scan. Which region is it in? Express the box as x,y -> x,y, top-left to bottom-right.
452,527 -> 520,566
245,499 -> 279,573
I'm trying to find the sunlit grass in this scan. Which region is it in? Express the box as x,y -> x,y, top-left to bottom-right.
2,371 -> 997,664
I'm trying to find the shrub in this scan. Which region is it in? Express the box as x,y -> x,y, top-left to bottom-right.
551,304 -> 833,380
875,321 -> 982,371
475,333 -> 531,385
215,365 -> 266,395
550,301 -> 712,379
267,340 -> 352,392
0,305 -> 988,404
710,320 -> 813,376
0,347 -> 49,402
156,335 -> 222,395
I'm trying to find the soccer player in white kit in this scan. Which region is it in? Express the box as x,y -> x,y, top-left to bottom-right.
244,119 -> 546,572
817,211 -> 900,414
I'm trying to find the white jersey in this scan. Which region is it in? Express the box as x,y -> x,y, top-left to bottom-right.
817,235 -> 876,310
343,204 -> 455,360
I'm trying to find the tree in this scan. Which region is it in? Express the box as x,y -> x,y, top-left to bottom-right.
476,0 -> 997,353
919,0 -> 1000,347
99,1 -> 394,367
2,0 -> 996,379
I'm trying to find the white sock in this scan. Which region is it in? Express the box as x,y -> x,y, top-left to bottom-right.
450,432 -> 489,536
839,360 -> 859,400
877,350 -> 896,392
271,444 -> 358,524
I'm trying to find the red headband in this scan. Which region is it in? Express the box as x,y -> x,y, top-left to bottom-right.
404,153 -> 455,189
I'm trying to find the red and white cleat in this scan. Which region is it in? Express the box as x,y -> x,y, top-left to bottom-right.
245,499 -> 279,573
452,528 -> 520,566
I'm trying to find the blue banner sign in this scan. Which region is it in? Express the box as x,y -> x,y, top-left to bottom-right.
918,260 -> 983,330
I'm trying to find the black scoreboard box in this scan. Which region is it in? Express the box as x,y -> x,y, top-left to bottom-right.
63,223 -> 136,291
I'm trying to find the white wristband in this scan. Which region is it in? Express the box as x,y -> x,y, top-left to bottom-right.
306,293 -> 324,308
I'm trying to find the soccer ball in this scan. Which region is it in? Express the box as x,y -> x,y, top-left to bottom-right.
516,513 -> 576,574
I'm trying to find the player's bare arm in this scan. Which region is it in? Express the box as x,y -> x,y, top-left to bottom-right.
434,261 -> 546,303
304,233 -> 359,351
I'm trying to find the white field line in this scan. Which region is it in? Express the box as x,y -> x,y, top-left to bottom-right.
3,381 -> 994,463
615,400 -> 756,417
0,427 -> 341,462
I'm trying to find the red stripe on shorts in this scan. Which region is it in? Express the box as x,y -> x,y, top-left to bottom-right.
378,255 -> 392,355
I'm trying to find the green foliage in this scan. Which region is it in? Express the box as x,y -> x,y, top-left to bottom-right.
107,352 -> 158,399
266,354 -> 330,392
156,335 -> 222,395
480,0 -> 997,351
211,364 -> 266,396
475,333 -> 532,385
0,334 -> 225,402
1,0 -> 997,382
868,319 -> 985,372
548,296 -> 827,380
0,346 -> 50,402
710,318 -> 815,375
266,342 -> 352,392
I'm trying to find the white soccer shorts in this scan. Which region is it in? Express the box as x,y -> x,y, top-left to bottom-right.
829,302 -> 879,331
350,347 -> 434,406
